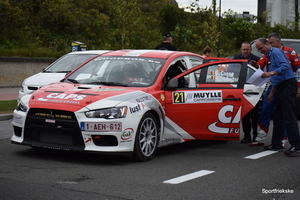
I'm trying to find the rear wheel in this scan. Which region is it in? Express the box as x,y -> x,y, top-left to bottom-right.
133,113 -> 159,162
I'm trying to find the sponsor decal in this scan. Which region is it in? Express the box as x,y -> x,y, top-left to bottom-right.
121,128 -> 134,141
161,138 -> 182,146
220,71 -> 234,78
215,136 -> 239,140
38,93 -> 87,104
93,88 -> 125,92
173,90 -> 222,104
211,70 -> 238,82
123,51 -> 149,56
218,64 -> 229,71
45,119 -> 55,123
85,138 -> 92,143
129,103 -> 145,115
160,93 -> 165,101
136,95 -> 152,103
208,105 -> 241,134
95,57 -> 161,64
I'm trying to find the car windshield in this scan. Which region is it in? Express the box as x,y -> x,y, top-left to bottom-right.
63,56 -> 165,87
44,54 -> 98,73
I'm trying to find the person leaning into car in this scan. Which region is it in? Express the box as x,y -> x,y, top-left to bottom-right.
255,38 -> 300,156
249,33 -> 300,147
233,41 -> 260,143
155,32 -> 177,51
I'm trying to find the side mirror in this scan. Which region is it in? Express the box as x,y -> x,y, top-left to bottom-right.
166,78 -> 178,90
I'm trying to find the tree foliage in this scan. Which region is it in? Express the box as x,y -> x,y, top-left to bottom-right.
1,0 -> 300,58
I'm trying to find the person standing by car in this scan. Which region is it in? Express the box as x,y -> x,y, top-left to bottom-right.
256,38 -> 300,155
233,42 -> 260,143
155,32 -> 177,51
249,33 -> 300,146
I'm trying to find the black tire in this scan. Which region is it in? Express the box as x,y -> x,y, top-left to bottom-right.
132,113 -> 159,162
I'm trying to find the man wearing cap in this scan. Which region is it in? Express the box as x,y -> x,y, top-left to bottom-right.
155,32 -> 177,51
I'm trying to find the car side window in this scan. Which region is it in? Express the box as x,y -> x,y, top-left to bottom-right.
164,60 -> 187,88
205,63 -> 241,83
246,67 -> 255,81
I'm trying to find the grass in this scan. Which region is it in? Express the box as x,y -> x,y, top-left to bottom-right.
0,100 -> 17,114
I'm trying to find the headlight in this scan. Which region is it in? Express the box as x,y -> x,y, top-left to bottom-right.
85,107 -> 127,119
20,82 -> 25,93
16,101 -> 28,112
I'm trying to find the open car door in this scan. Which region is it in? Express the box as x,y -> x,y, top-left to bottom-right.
163,60 -> 265,141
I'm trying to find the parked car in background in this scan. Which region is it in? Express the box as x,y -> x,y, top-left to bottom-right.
251,38 -> 300,58
251,38 -> 300,119
18,50 -> 110,101
12,50 -> 265,161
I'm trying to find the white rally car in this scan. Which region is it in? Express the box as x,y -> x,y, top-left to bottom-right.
11,50 -> 264,161
19,50 -> 110,101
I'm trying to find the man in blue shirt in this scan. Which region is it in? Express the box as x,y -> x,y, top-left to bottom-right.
256,38 -> 300,155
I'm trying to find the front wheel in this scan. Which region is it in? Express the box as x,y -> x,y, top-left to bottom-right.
133,113 -> 159,162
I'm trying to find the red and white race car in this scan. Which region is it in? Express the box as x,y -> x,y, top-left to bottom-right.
11,50 -> 264,161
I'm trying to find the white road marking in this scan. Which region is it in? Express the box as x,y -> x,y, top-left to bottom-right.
244,150 -> 278,159
57,181 -> 78,184
163,170 -> 215,184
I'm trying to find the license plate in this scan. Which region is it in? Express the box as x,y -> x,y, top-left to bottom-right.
81,122 -> 122,132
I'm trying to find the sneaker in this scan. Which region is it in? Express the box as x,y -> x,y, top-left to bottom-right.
249,141 -> 264,146
241,137 -> 251,143
264,144 -> 284,151
284,146 -> 300,156
282,137 -> 288,147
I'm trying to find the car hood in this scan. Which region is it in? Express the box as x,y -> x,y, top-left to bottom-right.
28,82 -> 149,112
23,72 -> 67,87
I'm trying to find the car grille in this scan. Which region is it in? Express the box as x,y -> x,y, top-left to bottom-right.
23,108 -> 84,150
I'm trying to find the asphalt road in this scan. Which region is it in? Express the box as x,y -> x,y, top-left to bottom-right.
1,119 -> 300,200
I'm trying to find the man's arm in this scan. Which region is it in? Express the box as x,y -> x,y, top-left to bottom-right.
250,55 -> 268,70
285,47 -> 300,72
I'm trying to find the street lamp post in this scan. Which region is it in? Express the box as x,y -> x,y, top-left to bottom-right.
217,0 -> 221,57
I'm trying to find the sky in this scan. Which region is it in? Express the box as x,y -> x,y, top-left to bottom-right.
176,0 -> 258,16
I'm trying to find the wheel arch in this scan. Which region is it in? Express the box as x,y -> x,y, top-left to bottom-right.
146,110 -> 162,137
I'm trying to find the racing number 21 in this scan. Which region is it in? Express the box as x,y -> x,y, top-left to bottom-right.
173,92 -> 185,103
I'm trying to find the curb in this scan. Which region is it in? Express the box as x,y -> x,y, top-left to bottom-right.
0,113 -> 13,121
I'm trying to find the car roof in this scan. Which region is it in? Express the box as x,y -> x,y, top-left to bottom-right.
251,38 -> 300,44
280,38 -> 300,42
102,49 -> 204,59
251,38 -> 300,57
67,50 -> 110,55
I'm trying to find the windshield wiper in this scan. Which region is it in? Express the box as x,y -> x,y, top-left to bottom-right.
86,81 -> 128,87
67,79 -> 80,83
43,70 -> 71,73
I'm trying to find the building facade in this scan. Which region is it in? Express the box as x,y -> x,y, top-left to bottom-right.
258,0 -> 300,27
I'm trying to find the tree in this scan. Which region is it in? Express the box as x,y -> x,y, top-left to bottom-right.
295,0 -> 299,32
